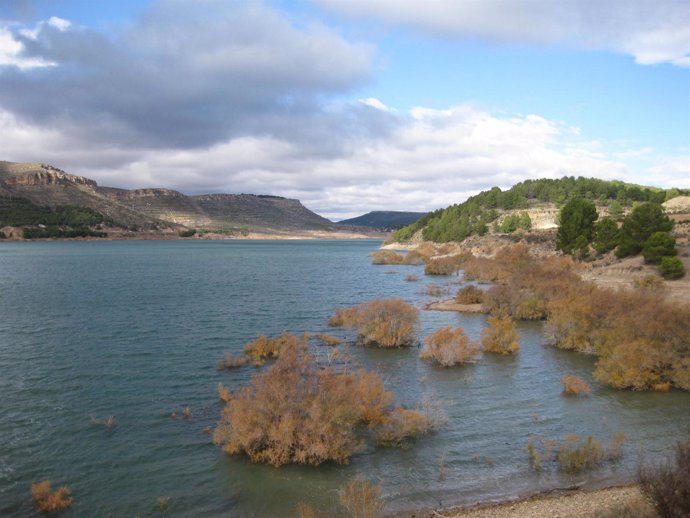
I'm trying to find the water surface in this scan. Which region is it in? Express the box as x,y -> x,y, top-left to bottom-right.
0,240 -> 688,516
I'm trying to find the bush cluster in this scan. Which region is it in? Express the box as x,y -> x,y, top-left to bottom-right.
329,299 -> 419,348
31,480 -> 74,513
455,285 -> 484,304
420,326 -> 480,367
213,341 -> 434,466
639,434 -> 690,518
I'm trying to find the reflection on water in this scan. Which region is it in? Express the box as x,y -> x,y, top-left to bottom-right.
0,240 -> 688,516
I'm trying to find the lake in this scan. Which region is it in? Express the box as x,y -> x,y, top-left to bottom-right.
1,239 -> 688,517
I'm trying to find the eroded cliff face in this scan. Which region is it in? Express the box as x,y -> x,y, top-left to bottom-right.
0,163 -> 97,189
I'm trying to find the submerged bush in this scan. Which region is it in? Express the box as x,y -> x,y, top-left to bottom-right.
481,315 -> 520,355
31,480 -> 74,513
369,250 -> 404,265
561,374 -> 592,396
420,326 -> 480,367
639,434 -> 690,518
329,299 -> 419,348
527,433 -> 625,473
213,340 -> 432,466
244,332 -> 305,366
339,479 -> 385,518
217,352 -> 248,370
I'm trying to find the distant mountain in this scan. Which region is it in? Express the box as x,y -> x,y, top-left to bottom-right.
0,161 -> 334,232
338,211 -> 427,230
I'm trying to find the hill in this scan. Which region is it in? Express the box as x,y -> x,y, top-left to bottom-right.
393,176 -> 690,243
0,161 -> 335,234
338,211 -> 426,229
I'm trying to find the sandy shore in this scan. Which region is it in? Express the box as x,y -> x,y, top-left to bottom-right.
402,485 -> 655,518
425,300 -> 485,313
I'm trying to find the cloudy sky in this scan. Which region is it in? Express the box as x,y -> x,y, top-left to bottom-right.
0,0 -> 689,220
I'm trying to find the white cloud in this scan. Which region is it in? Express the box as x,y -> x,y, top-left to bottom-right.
313,0 -> 690,67
2,103 -> 641,220
0,25 -> 54,68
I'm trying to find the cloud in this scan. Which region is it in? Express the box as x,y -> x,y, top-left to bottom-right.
2,102 -> 633,220
0,0 -> 373,148
312,0 -> 690,67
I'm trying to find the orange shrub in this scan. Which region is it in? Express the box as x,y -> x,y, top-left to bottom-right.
313,333 -> 342,346
217,352 -> 248,370
339,479 -> 385,518
481,315 -> 520,354
455,285 -> 484,304
402,250 -> 426,265
31,480 -> 74,513
244,332 -> 305,366
213,340 -> 430,466
424,256 -> 462,276
217,382 -> 232,403
420,326 -> 481,367
375,407 -> 432,448
369,250 -> 404,265
329,299 -> 420,348
561,374 -> 592,396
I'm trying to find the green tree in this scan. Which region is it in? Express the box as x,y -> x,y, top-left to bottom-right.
616,203 -> 673,258
642,232 -> 677,264
592,217 -> 619,254
607,200 -> 623,221
659,256 -> 686,279
557,199 -> 598,254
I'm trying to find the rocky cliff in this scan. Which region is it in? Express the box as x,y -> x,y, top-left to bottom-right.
0,161 -> 335,232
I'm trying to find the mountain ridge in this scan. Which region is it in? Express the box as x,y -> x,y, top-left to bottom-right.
0,161 -> 335,233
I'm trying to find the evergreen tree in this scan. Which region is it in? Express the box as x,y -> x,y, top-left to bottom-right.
592,217 -> 619,254
642,232 -> 677,264
557,199 -> 598,254
616,203 -> 673,258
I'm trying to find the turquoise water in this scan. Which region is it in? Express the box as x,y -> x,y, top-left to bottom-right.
0,240 -> 688,517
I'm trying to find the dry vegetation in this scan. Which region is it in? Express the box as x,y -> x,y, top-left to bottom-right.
313,333 -> 342,346
561,374 -> 592,396
244,332 -> 306,366
639,434 -> 690,518
329,298 -> 420,348
213,340 -> 435,466
370,250 -> 404,265
421,326 -> 481,367
455,285 -> 485,304
31,480 -> 74,513
443,243 -> 690,392
339,479 -> 385,518
481,315 -> 520,355
216,352 -> 248,370
527,433 -> 625,473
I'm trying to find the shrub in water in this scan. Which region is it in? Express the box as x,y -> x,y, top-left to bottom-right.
561,374 -> 592,396
244,332 -> 304,366
420,326 -> 480,367
329,299 -> 419,348
339,479 -> 385,518
213,340 -> 431,466
481,315 -> 520,354
31,480 -> 74,513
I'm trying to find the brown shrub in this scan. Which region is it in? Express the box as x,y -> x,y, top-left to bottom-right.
455,285 -> 484,304
339,479 -> 385,518
369,250 -> 404,265
217,382 -> 232,403
639,434 -> 690,518
295,502 -> 319,518
561,374 -> 592,396
557,434 -> 604,473
481,316 -> 520,354
31,480 -> 74,513
244,332 -> 305,366
422,283 -> 447,297
420,326 -> 481,367
329,299 -> 420,348
376,407 -> 432,447
90,415 -> 117,430
402,250 -> 426,265
404,274 -> 420,282
213,340 -> 428,466
313,334 -> 342,346
217,352 -> 248,370
424,256 -> 462,276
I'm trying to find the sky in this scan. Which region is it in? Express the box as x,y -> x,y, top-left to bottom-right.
0,1 -> 689,220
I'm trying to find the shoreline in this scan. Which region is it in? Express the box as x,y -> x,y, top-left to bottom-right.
400,484 -> 653,518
